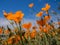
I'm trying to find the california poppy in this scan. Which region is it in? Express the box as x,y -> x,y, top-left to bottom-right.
4,30 -> 10,34
0,28 -> 2,34
42,8 -> 47,11
45,4 -> 50,11
16,35 -> 21,41
44,15 -> 51,21
36,19 -> 46,26
7,38 -> 12,44
30,29 -> 36,39
42,4 -> 50,11
29,3 -> 34,8
39,26 -> 43,32
15,11 -> 24,19
45,24 -> 52,30
58,22 -> 60,25
7,35 -> 19,44
3,11 -> 24,23
36,11 -> 43,17
43,28 -> 48,33
22,22 -> 32,29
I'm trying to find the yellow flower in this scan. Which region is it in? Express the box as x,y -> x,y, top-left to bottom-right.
36,11 -> 43,17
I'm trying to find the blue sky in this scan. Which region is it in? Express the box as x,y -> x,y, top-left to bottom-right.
0,0 -> 60,27
0,0 -> 60,19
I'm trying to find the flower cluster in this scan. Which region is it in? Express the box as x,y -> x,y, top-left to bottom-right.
0,3 -> 60,45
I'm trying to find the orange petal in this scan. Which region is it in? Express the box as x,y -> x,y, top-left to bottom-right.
36,11 -> 43,17
0,28 -> 2,34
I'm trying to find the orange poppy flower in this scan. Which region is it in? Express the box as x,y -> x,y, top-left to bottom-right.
4,30 -> 10,34
30,32 -> 36,39
0,28 -> 3,34
3,11 -> 14,20
7,38 -> 12,44
43,28 -> 48,33
32,29 -> 36,33
7,35 -> 19,44
36,11 -> 43,17
42,8 -> 47,11
12,17 -> 20,23
29,3 -> 34,8
30,29 -> 36,39
36,19 -> 46,26
42,4 -> 50,11
3,11 -> 24,23
13,11 -> 24,23
15,11 -> 24,19
16,35 -> 21,41
58,22 -> 60,25
44,15 -> 51,21
45,24 -> 52,30
45,4 -> 50,11
39,26 -> 43,32
13,38 -> 18,44
22,22 -> 32,29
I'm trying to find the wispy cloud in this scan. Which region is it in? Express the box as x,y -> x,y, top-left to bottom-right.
0,18 -> 14,30
0,17 -> 59,30
0,18 -> 10,26
0,18 -> 36,29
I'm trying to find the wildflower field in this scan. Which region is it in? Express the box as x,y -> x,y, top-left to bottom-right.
0,0 -> 60,45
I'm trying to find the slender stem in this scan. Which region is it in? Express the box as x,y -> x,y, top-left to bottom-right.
19,22 -> 24,45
